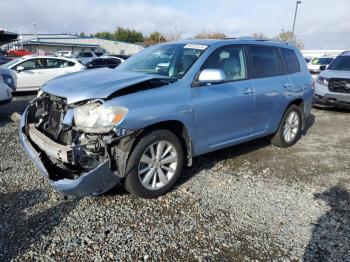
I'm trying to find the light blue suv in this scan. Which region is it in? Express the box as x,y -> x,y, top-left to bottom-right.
20,38 -> 313,198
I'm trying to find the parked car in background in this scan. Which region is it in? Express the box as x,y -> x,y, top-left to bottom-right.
1,55 -> 85,91
314,51 -> 350,109
0,68 -> 15,105
7,49 -> 32,57
55,51 -> 76,58
83,56 -> 124,69
110,54 -> 131,60
20,39 -> 313,199
307,56 -> 334,74
75,51 -> 105,63
0,56 -> 13,65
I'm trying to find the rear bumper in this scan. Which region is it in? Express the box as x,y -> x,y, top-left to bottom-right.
19,107 -> 120,197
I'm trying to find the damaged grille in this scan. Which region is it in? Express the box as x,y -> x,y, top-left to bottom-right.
328,79 -> 350,94
37,95 -> 76,145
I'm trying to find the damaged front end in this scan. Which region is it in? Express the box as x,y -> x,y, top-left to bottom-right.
19,94 -> 136,197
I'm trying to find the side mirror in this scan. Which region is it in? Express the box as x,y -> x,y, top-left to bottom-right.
319,65 -> 326,71
198,69 -> 226,84
16,66 -> 24,73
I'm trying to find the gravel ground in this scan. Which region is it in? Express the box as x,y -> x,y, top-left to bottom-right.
0,95 -> 350,261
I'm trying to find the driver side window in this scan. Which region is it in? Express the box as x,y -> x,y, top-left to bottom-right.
201,46 -> 247,81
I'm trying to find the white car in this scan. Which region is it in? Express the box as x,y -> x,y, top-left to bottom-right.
0,68 -> 15,105
307,56 -> 334,74
1,55 -> 85,91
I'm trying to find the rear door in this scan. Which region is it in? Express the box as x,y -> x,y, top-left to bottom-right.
280,48 -> 307,97
193,45 -> 255,153
248,45 -> 293,135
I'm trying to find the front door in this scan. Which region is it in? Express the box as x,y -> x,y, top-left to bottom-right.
14,58 -> 47,91
192,45 -> 255,154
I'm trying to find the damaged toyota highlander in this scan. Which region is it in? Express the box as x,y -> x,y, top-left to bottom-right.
19,39 -> 314,198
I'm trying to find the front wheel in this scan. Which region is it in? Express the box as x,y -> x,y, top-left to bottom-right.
124,129 -> 184,198
271,104 -> 303,148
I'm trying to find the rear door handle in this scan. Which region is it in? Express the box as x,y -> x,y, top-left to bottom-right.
242,88 -> 255,95
283,82 -> 292,88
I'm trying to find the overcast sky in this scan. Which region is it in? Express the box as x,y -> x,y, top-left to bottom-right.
1,0 -> 349,49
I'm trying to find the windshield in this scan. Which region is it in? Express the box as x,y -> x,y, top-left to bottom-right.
0,57 -> 23,69
311,57 -> 333,65
117,43 -> 207,78
328,56 -> 350,71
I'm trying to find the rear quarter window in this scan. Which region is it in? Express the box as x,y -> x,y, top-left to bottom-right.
281,49 -> 301,74
249,46 -> 280,78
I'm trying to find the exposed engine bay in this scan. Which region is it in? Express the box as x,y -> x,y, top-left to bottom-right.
24,93 -> 135,183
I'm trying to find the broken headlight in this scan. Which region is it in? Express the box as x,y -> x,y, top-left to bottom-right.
74,103 -> 128,133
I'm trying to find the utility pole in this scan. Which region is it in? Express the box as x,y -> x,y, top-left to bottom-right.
292,1 -> 302,35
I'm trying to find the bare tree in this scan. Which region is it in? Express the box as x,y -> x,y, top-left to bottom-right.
194,30 -> 227,39
252,32 -> 268,39
274,30 -> 304,49
164,29 -> 183,42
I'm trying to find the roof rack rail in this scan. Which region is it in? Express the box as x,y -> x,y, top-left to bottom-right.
223,36 -> 291,45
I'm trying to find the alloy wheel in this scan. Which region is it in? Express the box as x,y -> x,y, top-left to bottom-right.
283,111 -> 300,143
138,141 -> 178,190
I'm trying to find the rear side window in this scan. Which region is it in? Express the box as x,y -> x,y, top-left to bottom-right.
249,46 -> 279,78
107,58 -> 121,66
46,59 -> 75,68
92,59 -> 106,66
80,52 -> 93,57
281,49 -> 301,74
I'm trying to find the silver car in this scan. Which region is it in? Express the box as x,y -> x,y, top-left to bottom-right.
0,68 -> 15,105
314,51 -> 350,109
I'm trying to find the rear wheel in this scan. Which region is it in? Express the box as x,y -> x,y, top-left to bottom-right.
124,129 -> 184,198
271,104 -> 303,148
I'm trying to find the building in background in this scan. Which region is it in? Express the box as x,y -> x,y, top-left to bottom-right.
0,29 -> 18,45
1,33 -> 143,55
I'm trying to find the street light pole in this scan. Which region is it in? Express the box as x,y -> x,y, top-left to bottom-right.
292,1 -> 302,35
33,22 -> 37,38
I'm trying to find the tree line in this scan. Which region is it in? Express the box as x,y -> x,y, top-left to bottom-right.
78,27 -> 304,49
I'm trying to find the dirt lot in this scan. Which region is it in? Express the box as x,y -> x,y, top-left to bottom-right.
0,95 -> 349,261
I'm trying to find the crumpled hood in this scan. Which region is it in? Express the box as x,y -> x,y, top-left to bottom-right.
320,70 -> 350,80
42,69 -> 169,104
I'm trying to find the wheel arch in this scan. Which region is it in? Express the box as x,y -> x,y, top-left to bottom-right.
135,120 -> 193,167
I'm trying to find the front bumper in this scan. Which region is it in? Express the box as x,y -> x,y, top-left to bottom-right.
313,93 -> 350,109
313,82 -> 350,109
19,107 -> 120,197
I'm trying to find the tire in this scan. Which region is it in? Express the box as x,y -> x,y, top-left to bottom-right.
270,104 -> 303,148
124,129 -> 184,198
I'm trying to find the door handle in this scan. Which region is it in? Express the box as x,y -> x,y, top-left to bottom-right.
283,82 -> 292,88
242,88 -> 255,95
